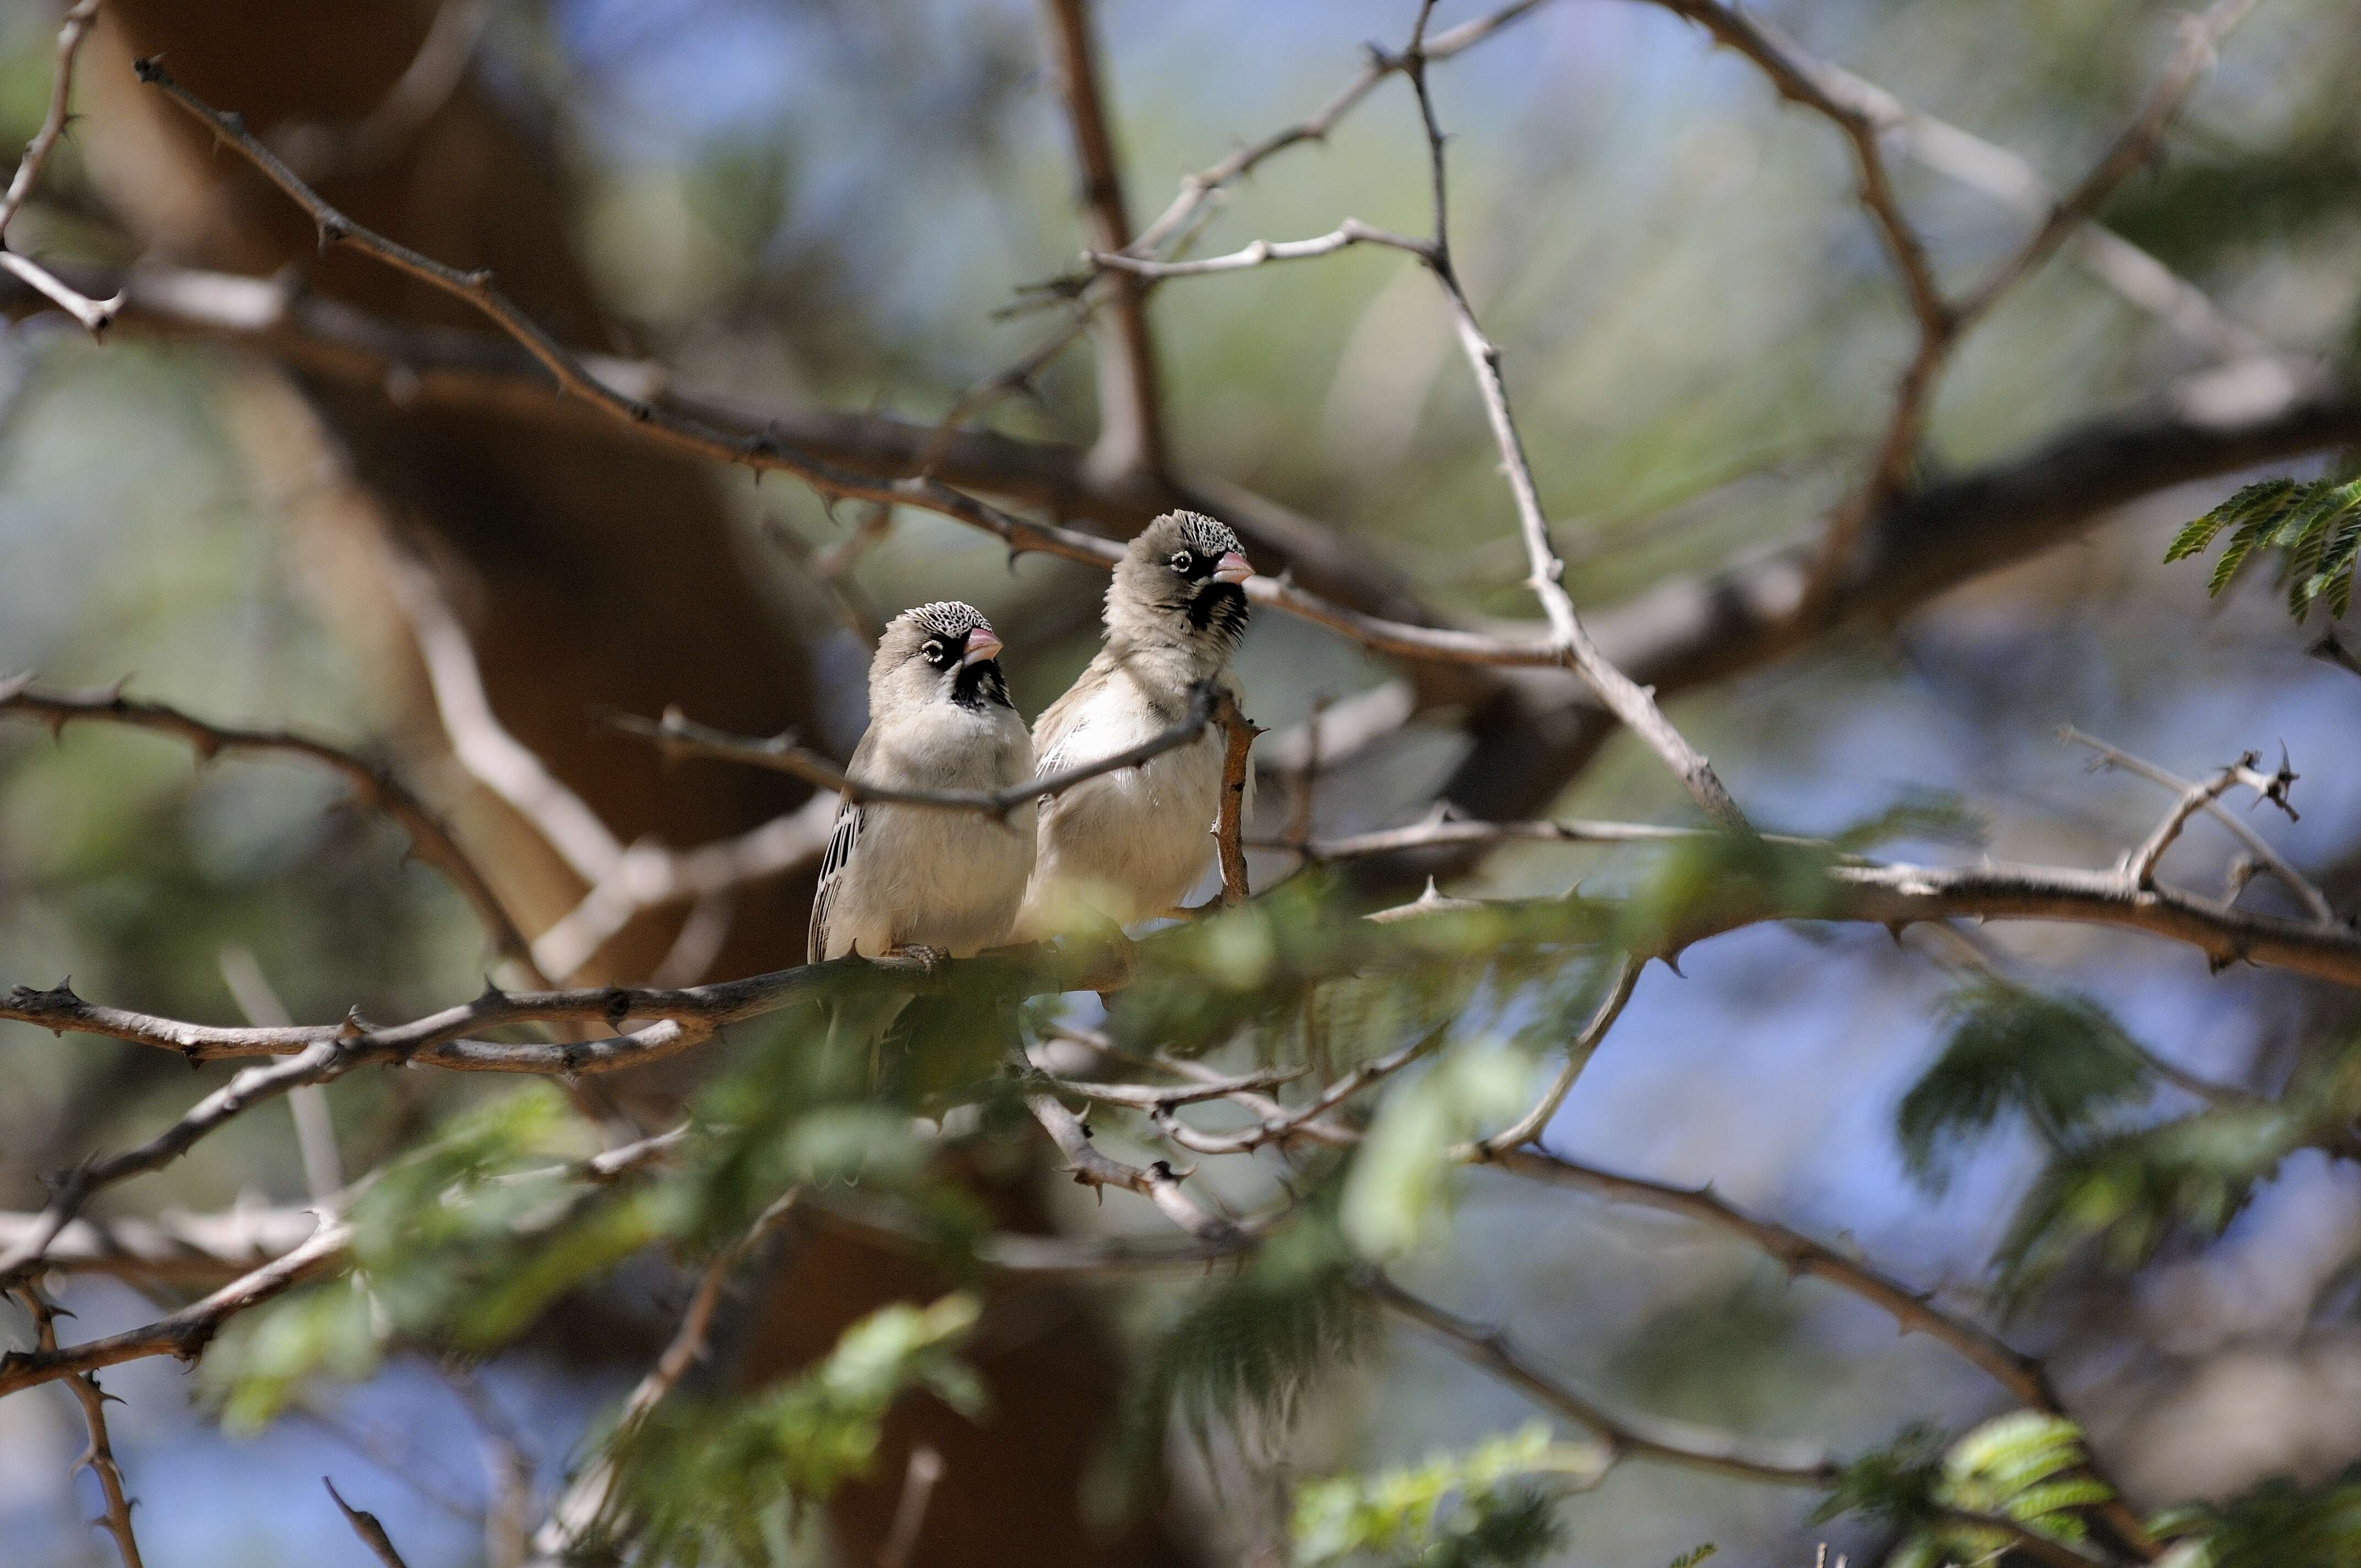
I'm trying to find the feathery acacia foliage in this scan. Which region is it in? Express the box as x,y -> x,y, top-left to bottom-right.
1290,1423 -> 1595,1568
607,1295 -> 986,1567
1815,1413 -> 2108,1568
2151,1465 -> 2361,1567
2164,471 -> 2361,618
1894,983 -> 2154,1194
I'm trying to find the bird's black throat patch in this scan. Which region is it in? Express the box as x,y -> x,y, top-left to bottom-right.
952,659 -> 1013,712
1189,581 -> 1249,643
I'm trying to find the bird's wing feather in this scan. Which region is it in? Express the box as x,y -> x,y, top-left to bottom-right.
806,796 -> 862,964
1029,672 -> 1101,788
810,724 -> 887,965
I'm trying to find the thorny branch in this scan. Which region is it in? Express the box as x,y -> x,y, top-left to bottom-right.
325,1476 -> 415,1568
1092,2 -> 1747,824
1370,1273 -> 1837,1487
1024,1085 -> 1241,1244
2061,726 -> 2333,924
0,0 -> 118,336
0,676 -> 542,982
14,1282 -> 145,1568
1374,1277 -> 2116,1565
0,1221 -> 348,1398
1403,0 -> 1744,829
121,57 -> 1593,692
2122,747 -> 2299,895
384,559 -> 833,981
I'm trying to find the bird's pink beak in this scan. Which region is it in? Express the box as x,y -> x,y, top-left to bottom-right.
961,623 -> 1003,666
1211,550 -> 1253,585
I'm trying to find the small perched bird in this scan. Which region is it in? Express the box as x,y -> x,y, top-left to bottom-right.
808,601 -> 1036,965
1021,510 -> 1253,933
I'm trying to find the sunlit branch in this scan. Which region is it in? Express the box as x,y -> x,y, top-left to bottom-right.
2061,725 -> 2332,924
1024,1086 -> 1240,1243
0,0 -> 119,337
0,1222 -> 348,1398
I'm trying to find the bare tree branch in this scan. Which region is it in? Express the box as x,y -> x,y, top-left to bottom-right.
1794,0 -> 2265,608
0,0 -> 119,337
1405,1 -> 1745,825
0,1221 -> 347,1397
1370,1273 -> 1837,1486
2,942 -> 1125,1073
15,1283 -> 145,1568
1040,0 -> 1165,481
1466,955 -> 1642,1159
2061,726 -> 2333,924
1024,1087 -> 1240,1243
1491,1147 -> 2158,1556
0,677 -> 543,982
2123,747 -> 2298,894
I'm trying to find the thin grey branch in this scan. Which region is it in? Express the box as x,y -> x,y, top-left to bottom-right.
0,678 -> 543,982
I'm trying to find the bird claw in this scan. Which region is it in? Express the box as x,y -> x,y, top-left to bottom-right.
883,944 -> 948,974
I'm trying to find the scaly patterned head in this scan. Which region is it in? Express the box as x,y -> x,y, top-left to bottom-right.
1105,510 -> 1253,661
871,600 -> 1013,715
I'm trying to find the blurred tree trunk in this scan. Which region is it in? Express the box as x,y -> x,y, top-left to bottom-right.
77,6 -> 1189,1562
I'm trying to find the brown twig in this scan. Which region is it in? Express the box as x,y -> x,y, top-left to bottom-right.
324,1477 -> 415,1568
15,1283 -> 145,1568
0,0 -> 118,337
1758,25 -> 2272,364
1211,689 -> 1259,906
1040,0 -> 1166,480
1492,1146 -> 2156,1556
0,677 -> 542,982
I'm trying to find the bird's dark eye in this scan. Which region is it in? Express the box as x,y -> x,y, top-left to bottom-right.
921,639 -> 947,665
1169,550 -> 1192,574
